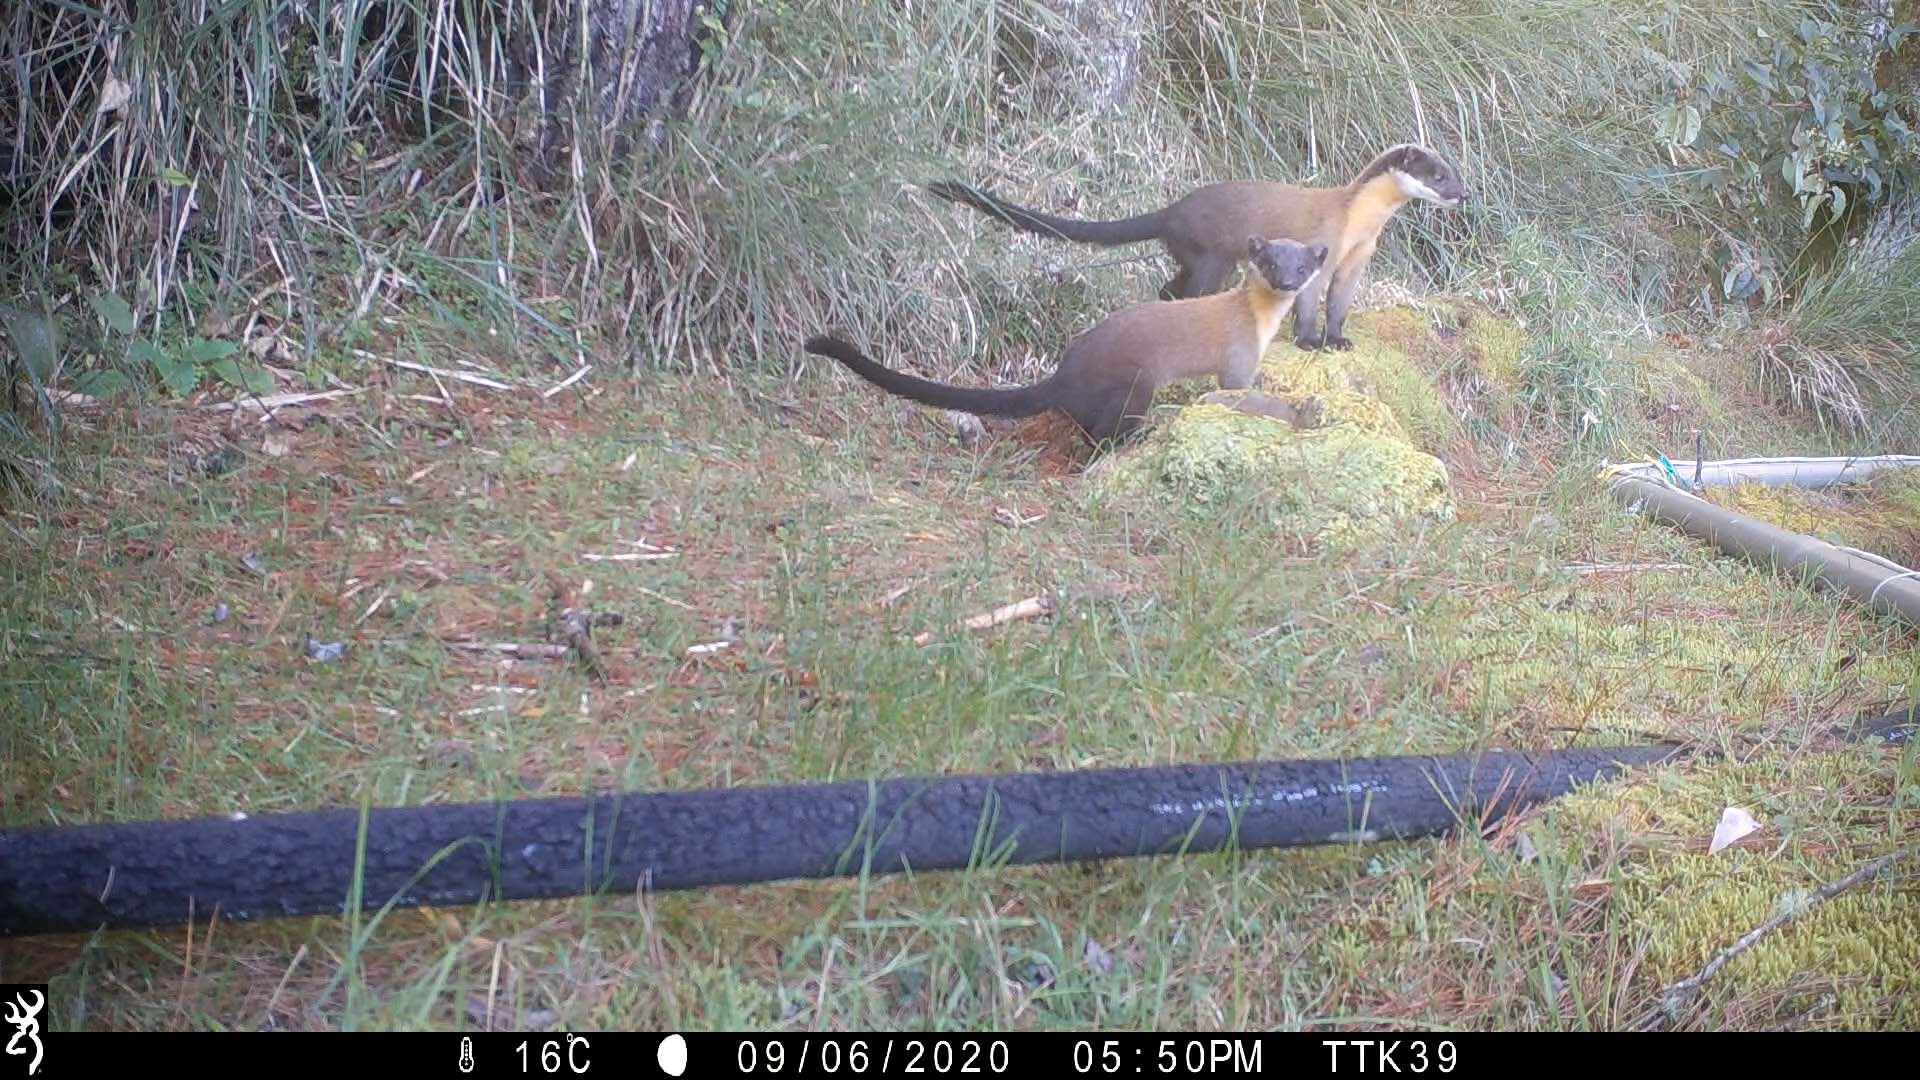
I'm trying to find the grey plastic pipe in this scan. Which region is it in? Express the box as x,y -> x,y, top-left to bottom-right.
1604,456 -> 1920,625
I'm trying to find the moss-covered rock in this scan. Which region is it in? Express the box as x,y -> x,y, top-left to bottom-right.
1081,303 -> 1539,546
1087,400 -> 1455,549
1462,310 -> 1528,392
1262,330 -> 1456,452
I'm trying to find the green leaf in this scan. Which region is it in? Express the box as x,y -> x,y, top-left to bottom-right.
182,337 -> 238,364
1680,104 -> 1701,146
0,306 -> 62,380
1828,185 -> 1847,220
136,341 -> 199,398
242,367 -> 276,394
1743,60 -> 1775,93
157,358 -> 200,398
89,291 -> 137,336
161,166 -> 194,187
72,369 -> 133,398
210,357 -> 275,395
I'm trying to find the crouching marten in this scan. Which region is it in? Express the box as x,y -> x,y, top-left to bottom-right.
927,144 -> 1467,351
804,236 -> 1328,444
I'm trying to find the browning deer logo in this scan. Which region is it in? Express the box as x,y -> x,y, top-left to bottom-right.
2,989 -> 42,1077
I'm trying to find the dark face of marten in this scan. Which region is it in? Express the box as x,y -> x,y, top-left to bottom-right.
1244,237 -> 1329,293
1385,145 -> 1469,207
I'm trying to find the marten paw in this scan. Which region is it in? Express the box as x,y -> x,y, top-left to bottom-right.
1325,335 -> 1354,351
1293,333 -> 1323,350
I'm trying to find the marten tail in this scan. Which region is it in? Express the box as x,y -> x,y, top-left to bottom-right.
924,180 -> 1165,247
804,335 -> 1054,419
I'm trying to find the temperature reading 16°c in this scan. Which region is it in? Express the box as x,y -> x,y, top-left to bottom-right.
517,1034 -> 592,1074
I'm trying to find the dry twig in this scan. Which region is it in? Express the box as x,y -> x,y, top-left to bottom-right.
358,349 -> 513,390
1632,844 -> 1917,1029
912,594 -> 1055,647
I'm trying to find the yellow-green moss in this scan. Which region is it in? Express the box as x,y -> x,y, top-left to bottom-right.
1556,754 -> 1920,1029
1461,311 -> 1528,392
1882,469 -> 1920,519
1410,567 -> 1914,742
1154,302 -> 1540,451
1087,402 -> 1455,549
1630,343 -> 1738,433
1263,333 -> 1457,453
1257,353 -> 1414,441
1716,481 -> 1831,537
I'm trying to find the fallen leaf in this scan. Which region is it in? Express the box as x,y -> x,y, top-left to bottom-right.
1083,937 -> 1114,976
95,76 -> 131,117
1709,806 -> 1760,854
1516,830 -> 1539,863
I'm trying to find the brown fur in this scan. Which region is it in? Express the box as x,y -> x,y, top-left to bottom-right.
927,144 -> 1468,352
805,237 -> 1329,444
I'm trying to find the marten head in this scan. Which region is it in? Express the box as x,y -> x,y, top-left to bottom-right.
1245,237 -> 1329,294
1362,144 -> 1469,207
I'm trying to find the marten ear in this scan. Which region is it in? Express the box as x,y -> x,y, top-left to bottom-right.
1310,242 -> 1329,264
1246,236 -> 1262,258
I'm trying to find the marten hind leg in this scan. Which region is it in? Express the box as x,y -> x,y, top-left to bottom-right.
1074,385 -> 1152,445
1159,265 -> 1193,302
1185,253 -> 1236,297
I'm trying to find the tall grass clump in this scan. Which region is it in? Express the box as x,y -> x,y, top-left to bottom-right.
4,0 -> 1912,453
1740,244 -> 1920,436
0,0 -> 551,419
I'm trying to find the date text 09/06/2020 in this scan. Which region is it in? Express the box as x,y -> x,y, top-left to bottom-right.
724,1036 -> 1458,1075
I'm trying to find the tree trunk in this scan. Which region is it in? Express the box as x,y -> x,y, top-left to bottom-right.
1002,0 -> 1149,117
1861,0 -> 1920,264
508,0 -> 719,182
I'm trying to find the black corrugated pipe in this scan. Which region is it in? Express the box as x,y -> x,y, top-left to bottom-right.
1,746 -> 1680,938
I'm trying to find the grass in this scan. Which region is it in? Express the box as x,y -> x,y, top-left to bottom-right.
3,0 -> 1919,1034
3,305 -> 1916,1031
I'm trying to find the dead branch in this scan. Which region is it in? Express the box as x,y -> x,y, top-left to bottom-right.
546,572 -> 611,682
1562,562 -> 1694,575
200,388 -> 364,414
357,350 -> 513,390
378,639 -> 576,658
543,365 -> 592,398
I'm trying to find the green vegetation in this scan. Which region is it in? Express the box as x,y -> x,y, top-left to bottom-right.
2,0 -> 1917,1033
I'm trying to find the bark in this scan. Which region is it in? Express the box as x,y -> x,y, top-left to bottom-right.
1006,0 -> 1149,116
1861,0 -> 1920,264
507,0 -> 721,182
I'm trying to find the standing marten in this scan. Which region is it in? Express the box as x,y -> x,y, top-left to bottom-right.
805,236 -> 1328,443
928,144 -> 1468,351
